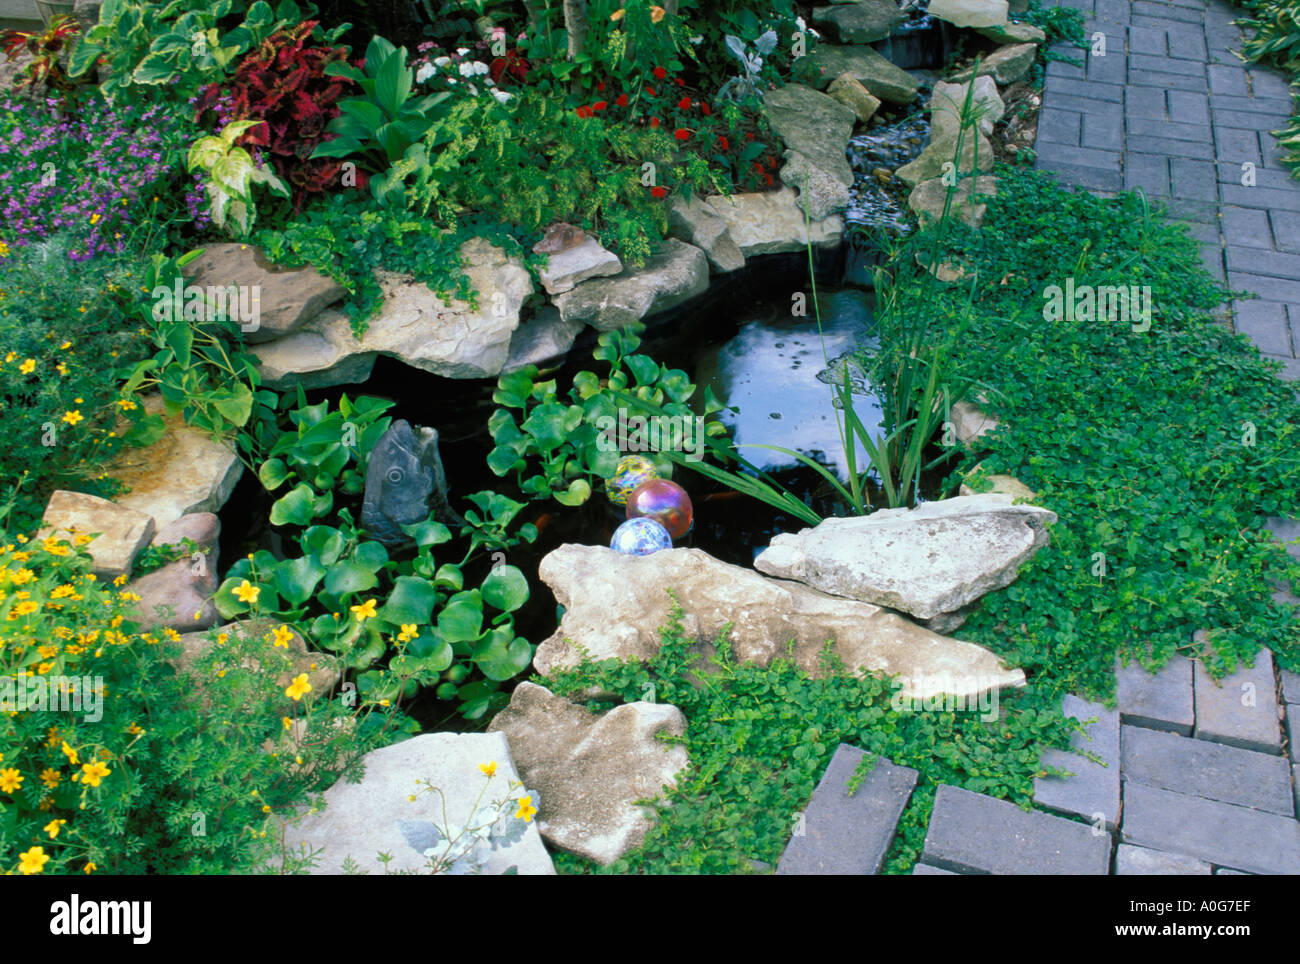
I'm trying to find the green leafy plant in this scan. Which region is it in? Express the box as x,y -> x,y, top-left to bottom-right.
69,0 -> 311,102
541,603 -> 1075,875
188,120 -> 292,236
311,34 -> 453,205
0,532 -> 385,875
221,391 -> 537,719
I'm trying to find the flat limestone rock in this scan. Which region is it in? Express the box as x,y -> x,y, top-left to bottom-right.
754,494 -> 1056,620
667,195 -> 746,273
812,1 -> 908,43
128,556 -> 219,631
827,72 -> 883,122
908,175 -> 998,228
181,242 -> 346,343
252,237 -> 533,388
928,0 -> 1010,28
896,78 -> 1004,187
285,732 -> 555,875
806,44 -> 920,104
552,238 -> 709,331
108,395 -> 243,531
780,150 -> 852,220
533,545 -> 1025,701
488,682 -> 688,865
764,83 -> 857,187
703,188 -> 844,257
536,234 -> 622,294
503,306 -> 584,372
975,20 -> 1046,44
951,43 -> 1038,85
39,490 -> 155,578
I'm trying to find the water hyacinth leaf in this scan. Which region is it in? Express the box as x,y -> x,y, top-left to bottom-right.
406,632 -> 454,673
434,564 -> 463,591
473,631 -> 532,682
480,564 -> 528,613
258,457 -> 290,491
553,478 -> 591,506
301,525 -> 346,565
354,540 -> 389,572
272,555 -> 326,606
269,483 -> 317,526
625,354 -> 661,386
401,519 -> 452,548
522,401 -> 581,452
437,594 -> 483,643
324,559 -> 380,596
382,576 -> 438,626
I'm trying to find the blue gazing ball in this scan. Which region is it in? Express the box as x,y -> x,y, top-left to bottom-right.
610,517 -> 673,555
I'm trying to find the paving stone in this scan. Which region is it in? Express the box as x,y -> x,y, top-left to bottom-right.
1121,725 -> 1295,815
1209,64 -> 1250,96
1124,153 -> 1170,193
1286,708 -> 1299,765
1207,93 -> 1295,117
1121,782 -> 1300,874
1166,23 -> 1208,61
1046,77 -> 1126,103
922,784 -> 1113,875
1227,271 -> 1300,304
1216,127 -> 1263,166
1226,247 -> 1300,285
1046,57 -> 1086,81
1273,212 -> 1300,253
1141,118 -> 1214,143
1132,0 -> 1203,22
1126,85 -> 1168,119
1038,109 -> 1083,146
1194,649 -> 1283,754
1129,134 -> 1215,161
1248,68 -> 1294,100
1214,109 -> 1293,133
1116,654 -> 1194,734
1281,668 -> 1300,705
1167,90 -> 1212,125
1093,0 -> 1131,23
1127,24 -> 1168,55
1082,112 -> 1124,151
1171,158 -> 1218,201
1038,161 -> 1124,192
1034,695 -> 1121,829
1295,764 -> 1299,818
1222,206 -> 1272,247
1131,53 -> 1208,78
776,744 -> 918,875
1232,300 -> 1294,356
1115,843 -> 1212,875
912,863 -> 958,875
1052,93 -> 1124,116
1086,50 -> 1128,84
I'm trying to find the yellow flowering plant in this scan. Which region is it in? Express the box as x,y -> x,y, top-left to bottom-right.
0,531 -> 390,874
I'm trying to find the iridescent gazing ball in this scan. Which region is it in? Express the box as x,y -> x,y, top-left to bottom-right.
625,478 -> 693,540
606,455 -> 661,507
610,517 -> 673,555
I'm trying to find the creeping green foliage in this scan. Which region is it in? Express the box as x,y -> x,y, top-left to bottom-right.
542,604 -> 1075,875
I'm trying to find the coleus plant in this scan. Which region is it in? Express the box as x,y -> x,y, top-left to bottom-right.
196,19 -> 355,204
0,13 -> 85,99
187,119 -> 291,235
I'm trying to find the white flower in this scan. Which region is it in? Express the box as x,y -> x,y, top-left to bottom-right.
458,61 -> 475,77
491,89 -> 513,104
416,63 -> 435,83
689,35 -> 703,44
470,60 -> 490,76
433,56 -> 451,67
467,83 -> 478,96
455,47 -> 469,57
796,16 -> 807,31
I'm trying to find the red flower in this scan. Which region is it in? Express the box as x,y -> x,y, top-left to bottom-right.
651,186 -> 668,198
596,80 -> 606,91
746,131 -> 755,141
592,100 -> 607,111
717,135 -> 729,151
653,66 -> 667,80
764,172 -> 774,186
700,101 -> 711,116
767,155 -> 777,170
677,96 -> 691,110
616,92 -> 629,107
646,85 -> 657,97
650,117 -> 660,128
675,77 -> 685,86
674,128 -> 691,141
576,105 -> 593,118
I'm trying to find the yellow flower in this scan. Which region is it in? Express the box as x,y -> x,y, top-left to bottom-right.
2,351 -> 12,362
39,768 -> 60,789
89,212 -> 101,225
61,741 -> 78,765
0,767 -> 23,793
514,795 -> 538,823
44,818 -> 66,839
61,410 -> 84,426
49,583 -> 75,598
11,600 -> 38,617
350,599 -> 378,621
234,580 -> 260,604
56,362 -> 68,376
478,761 -> 498,778
128,722 -> 144,735
650,5 -> 665,21
284,673 -> 312,701
80,760 -> 111,788
18,358 -> 34,374
115,398 -> 137,411
18,846 -> 48,875
0,241 -> 8,258
59,340 -> 71,350
84,862 -> 96,874
610,7 -> 625,20
216,632 -> 229,645
271,625 -> 293,648
282,715 -> 292,731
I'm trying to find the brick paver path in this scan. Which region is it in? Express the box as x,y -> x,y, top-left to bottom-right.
1036,0 -> 1300,381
